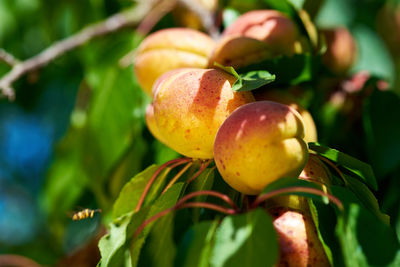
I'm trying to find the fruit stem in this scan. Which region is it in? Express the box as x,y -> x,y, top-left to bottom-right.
250,187 -> 343,211
132,192 -> 238,240
186,159 -> 213,184
161,161 -> 194,194
135,157 -> 192,212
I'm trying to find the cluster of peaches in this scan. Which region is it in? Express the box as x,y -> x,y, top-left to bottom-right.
133,9 -> 356,266
135,9 -> 356,195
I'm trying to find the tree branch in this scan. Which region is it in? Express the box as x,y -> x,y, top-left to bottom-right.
0,49 -> 20,66
0,0 -> 159,100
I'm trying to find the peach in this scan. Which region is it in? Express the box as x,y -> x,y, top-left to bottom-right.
208,36 -> 272,69
253,89 -> 318,143
299,154 -> 331,185
145,103 -> 167,144
213,101 -> 308,195
222,10 -> 299,56
153,68 -> 254,159
268,205 -> 330,267
134,28 -> 215,96
321,27 -> 357,74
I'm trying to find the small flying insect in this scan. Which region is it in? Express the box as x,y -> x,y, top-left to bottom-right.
72,208 -> 102,221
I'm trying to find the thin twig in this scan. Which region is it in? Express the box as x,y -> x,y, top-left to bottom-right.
135,157 -> 192,212
133,190 -> 238,240
250,187 -> 343,211
0,49 -> 20,66
0,0 -> 159,100
177,0 -> 220,39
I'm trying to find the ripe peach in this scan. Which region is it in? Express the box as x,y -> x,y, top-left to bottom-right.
213,101 -> 308,195
321,27 -> 357,74
269,205 -> 330,267
208,36 -> 271,69
145,103 -> 167,144
299,154 -> 331,185
253,89 -> 318,143
222,10 -> 299,56
153,68 -> 254,159
134,28 -> 215,96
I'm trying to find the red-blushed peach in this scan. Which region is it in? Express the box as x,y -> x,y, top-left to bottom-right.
134,28 -> 215,96
222,10 -> 299,56
253,89 -> 318,143
153,68 -> 255,159
213,101 -> 308,195
208,36 -> 272,69
321,27 -> 357,74
145,103 -> 167,144
268,205 -> 331,267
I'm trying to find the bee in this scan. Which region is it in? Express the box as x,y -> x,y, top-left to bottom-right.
72,208 -> 102,221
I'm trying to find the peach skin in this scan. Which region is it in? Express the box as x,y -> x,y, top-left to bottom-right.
134,28 -> 215,96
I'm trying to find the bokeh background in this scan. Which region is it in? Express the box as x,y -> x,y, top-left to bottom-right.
0,0 -> 399,265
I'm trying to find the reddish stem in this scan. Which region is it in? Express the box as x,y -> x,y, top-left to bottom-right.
161,161 -> 194,194
135,158 -> 192,212
176,190 -> 239,211
250,187 -> 343,211
178,202 -> 237,214
133,200 -> 236,240
186,159 -> 213,184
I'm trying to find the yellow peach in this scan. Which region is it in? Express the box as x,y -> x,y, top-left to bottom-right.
153,68 -> 254,159
134,28 -> 215,96
214,101 -> 308,195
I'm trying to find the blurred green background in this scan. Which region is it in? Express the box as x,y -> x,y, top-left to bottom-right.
0,0 -> 399,266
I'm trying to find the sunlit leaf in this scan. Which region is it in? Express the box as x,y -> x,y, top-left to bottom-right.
210,209 -> 278,267
309,142 -> 377,190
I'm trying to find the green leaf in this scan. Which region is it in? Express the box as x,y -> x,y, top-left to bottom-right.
335,202 -> 400,266
99,183 -> 184,267
214,62 -> 240,79
131,183 -> 185,267
139,214 -> 176,267
261,0 -> 296,17
363,90 -> 400,177
222,8 -> 240,28
214,63 -> 275,92
186,168 -> 215,222
344,174 -> 389,224
112,165 -> 170,219
351,25 -> 395,84
210,209 -> 278,267
309,142 -> 377,190
99,209 -> 149,267
232,70 -> 276,92
176,220 -> 219,267
237,53 -> 318,86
